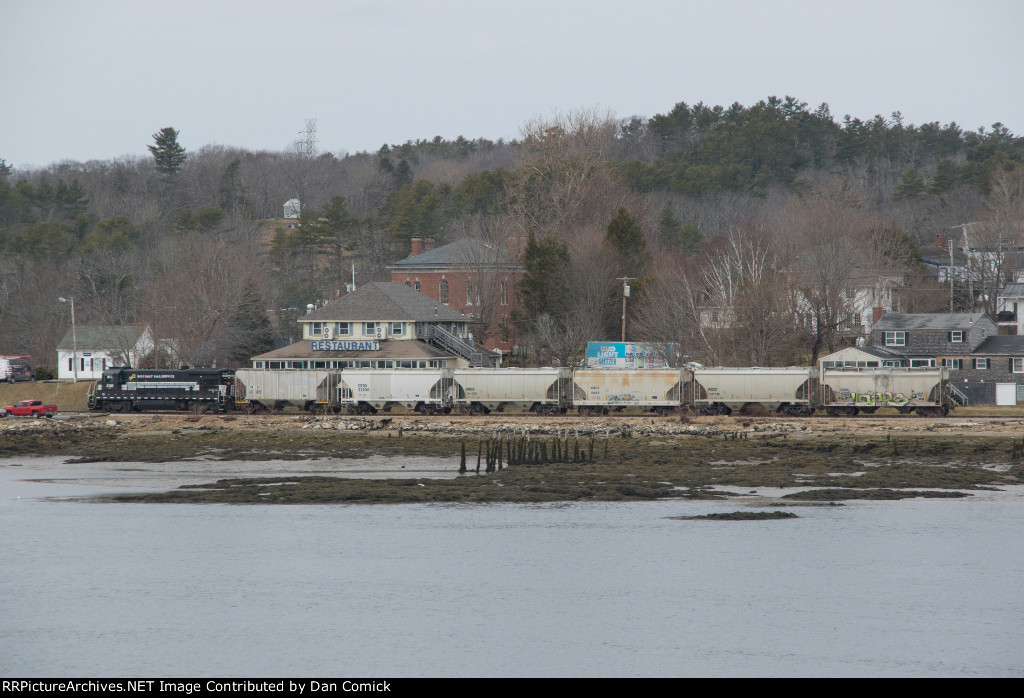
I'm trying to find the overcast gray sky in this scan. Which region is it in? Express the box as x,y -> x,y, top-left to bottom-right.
3,0 -> 1022,169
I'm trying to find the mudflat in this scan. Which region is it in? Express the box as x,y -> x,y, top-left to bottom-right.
2,412 -> 1022,504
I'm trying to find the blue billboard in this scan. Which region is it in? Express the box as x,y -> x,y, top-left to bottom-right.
585,342 -> 676,368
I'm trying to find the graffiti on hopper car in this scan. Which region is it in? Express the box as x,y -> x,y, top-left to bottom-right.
835,388 -> 926,406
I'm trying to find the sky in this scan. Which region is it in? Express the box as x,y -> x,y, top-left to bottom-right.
3,0 -> 1023,170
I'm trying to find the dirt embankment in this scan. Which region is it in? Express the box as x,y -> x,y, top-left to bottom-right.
0,380 -> 95,412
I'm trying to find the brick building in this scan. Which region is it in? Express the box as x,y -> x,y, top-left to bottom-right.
388,236 -> 523,352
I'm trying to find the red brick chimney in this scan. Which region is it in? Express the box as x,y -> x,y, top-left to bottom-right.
873,307 -> 885,324
410,236 -> 423,256
935,234 -> 947,249
424,237 -> 435,252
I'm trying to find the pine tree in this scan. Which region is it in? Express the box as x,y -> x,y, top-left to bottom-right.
148,127 -> 187,176
893,167 -> 925,200
228,279 -> 275,365
605,207 -> 649,277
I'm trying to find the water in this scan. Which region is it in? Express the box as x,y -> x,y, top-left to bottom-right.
1,457 -> 1022,677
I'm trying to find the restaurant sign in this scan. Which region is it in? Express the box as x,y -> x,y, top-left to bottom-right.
311,340 -> 380,351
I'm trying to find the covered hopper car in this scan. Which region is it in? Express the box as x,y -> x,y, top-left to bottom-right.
819,366 -> 950,416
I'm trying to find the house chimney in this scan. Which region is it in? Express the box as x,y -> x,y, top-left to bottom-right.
410,236 -> 423,256
873,307 -> 884,324
424,237 -> 436,252
935,234 -> 947,249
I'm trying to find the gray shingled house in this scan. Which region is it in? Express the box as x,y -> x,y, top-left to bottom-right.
870,312 -> 1024,404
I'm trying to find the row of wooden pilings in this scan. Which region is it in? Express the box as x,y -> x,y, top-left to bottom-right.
459,428 -> 608,474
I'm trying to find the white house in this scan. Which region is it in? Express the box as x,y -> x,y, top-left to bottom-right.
56,325 -> 155,381
996,282 -> 1024,335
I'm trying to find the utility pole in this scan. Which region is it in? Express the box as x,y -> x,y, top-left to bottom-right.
949,237 -> 954,312
617,277 -> 635,342
58,297 -> 77,383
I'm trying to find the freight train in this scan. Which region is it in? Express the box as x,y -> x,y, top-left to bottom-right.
88,364 -> 953,417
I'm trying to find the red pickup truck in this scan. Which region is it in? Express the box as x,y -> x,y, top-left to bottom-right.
2,400 -> 58,418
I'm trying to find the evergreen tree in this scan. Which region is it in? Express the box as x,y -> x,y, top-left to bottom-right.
228,279 -> 275,365
605,207 -> 649,277
658,206 -> 703,255
517,231 -> 570,317
927,159 -> 961,195
894,167 -> 926,199
148,127 -> 187,176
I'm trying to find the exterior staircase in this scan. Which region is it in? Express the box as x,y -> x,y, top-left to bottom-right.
947,383 -> 969,407
425,325 -> 495,367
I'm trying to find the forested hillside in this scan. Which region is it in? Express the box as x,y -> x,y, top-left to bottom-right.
1,96 -> 1022,370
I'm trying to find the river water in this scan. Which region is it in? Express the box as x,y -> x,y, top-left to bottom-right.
1,457 -> 1022,677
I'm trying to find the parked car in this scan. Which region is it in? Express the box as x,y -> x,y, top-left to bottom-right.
2,400 -> 57,418
0,357 -> 36,383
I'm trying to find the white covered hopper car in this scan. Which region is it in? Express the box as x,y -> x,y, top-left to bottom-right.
234,369 -> 340,412
338,368 -> 454,414
571,368 -> 685,415
453,368 -> 570,414
819,366 -> 950,416
689,366 -> 815,415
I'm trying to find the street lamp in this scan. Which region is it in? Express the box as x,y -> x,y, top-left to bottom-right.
58,297 -> 77,383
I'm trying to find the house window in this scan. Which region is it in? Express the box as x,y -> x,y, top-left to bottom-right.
439,279 -> 449,304
414,280 -> 421,292
501,281 -> 509,306
309,322 -> 324,336
950,331 -> 964,343
1012,358 -> 1024,374
363,322 -> 378,336
405,281 -> 411,287
885,331 -> 906,346
910,358 -> 936,368
974,358 -> 989,369
338,322 -> 350,336
389,322 -> 404,336
941,359 -> 962,370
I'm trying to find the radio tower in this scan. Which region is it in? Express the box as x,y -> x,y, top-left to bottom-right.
298,118 -> 318,158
